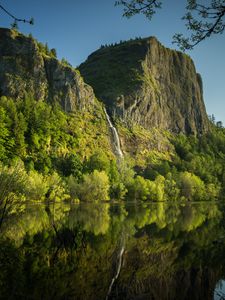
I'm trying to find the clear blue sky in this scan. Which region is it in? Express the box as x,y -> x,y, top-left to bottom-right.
0,0 -> 224,124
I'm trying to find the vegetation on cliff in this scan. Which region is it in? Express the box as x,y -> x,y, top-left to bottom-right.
0,91 -> 224,209
0,30 -> 225,214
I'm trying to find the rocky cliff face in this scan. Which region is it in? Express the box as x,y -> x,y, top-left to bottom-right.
79,37 -> 209,135
0,28 -> 95,111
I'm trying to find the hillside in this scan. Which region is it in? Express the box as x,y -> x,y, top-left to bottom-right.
0,29 -> 225,204
79,37 -> 209,135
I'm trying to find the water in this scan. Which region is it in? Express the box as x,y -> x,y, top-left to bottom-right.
0,201 -> 225,300
104,108 -> 123,158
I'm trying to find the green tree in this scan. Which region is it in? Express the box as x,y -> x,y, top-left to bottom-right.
109,160 -> 127,199
178,171 -> 206,200
129,175 -> 149,200
58,154 -> 83,179
0,161 -> 27,230
50,48 -> 57,58
0,107 -> 14,161
78,170 -> 110,201
85,150 -> 110,173
148,175 -> 165,201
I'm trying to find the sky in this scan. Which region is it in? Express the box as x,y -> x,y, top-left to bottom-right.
0,0 -> 224,124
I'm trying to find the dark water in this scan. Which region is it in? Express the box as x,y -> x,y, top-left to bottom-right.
0,200 -> 225,300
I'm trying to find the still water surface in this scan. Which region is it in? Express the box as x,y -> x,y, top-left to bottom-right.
0,201 -> 225,300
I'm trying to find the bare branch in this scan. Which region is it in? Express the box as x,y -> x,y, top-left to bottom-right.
0,3 -> 34,28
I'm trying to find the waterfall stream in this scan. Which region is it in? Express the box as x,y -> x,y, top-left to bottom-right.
104,107 -> 124,299
104,108 -> 123,158
106,241 -> 125,300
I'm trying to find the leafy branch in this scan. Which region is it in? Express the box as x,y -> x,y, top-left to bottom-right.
115,0 -> 225,50
115,0 -> 162,20
173,0 -> 225,50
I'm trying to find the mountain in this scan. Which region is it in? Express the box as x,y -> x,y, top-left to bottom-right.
0,28 -> 94,112
79,37 -> 209,135
0,28 -> 224,203
0,28 -> 114,166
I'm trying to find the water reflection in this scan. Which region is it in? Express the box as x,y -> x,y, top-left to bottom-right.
0,201 -> 225,299
214,280 -> 225,299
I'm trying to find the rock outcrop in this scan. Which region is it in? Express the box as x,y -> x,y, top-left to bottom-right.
0,28 -> 94,111
79,37 -> 209,135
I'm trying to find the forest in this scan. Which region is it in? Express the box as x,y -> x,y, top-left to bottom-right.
0,93 -> 225,213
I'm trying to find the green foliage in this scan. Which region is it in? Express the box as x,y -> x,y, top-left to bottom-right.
61,57 -> 72,67
178,171 -> 205,201
85,150 -> 110,173
37,42 -> 57,58
0,160 -> 27,200
0,94 -> 225,203
0,95 -> 112,173
0,95 -> 115,202
0,106 -> 14,161
67,175 -> 79,200
129,175 -> 149,200
77,170 -> 110,202
26,171 -> 47,200
57,154 -> 83,179
45,172 -> 69,201
116,0 -> 225,50
123,126 -> 225,201
108,160 -> 127,199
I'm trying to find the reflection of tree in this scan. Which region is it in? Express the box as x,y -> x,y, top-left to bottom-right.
0,201 -> 225,299
1,204 -> 49,244
67,203 -> 111,235
124,201 -> 222,236
113,203 -> 225,300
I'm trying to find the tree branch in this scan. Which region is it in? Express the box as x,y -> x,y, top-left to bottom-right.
0,4 -> 34,27
116,0 -> 225,50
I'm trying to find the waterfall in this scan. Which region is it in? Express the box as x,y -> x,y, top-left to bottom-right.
106,242 -> 125,300
104,108 -> 123,158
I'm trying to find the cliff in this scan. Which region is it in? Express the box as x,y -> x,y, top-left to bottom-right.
0,28 -> 94,112
79,37 -> 209,135
0,28 -> 114,162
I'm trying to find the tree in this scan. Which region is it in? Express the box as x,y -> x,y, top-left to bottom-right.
115,0 -> 225,50
50,48 -> 57,58
178,171 -> 206,200
0,161 -> 27,230
78,170 -> 110,201
0,4 -> 34,29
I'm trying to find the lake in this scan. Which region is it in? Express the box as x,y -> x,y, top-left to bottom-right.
0,201 -> 225,299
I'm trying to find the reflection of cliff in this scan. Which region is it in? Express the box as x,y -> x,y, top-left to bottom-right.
111,267 -> 222,300
109,230 -> 225,300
